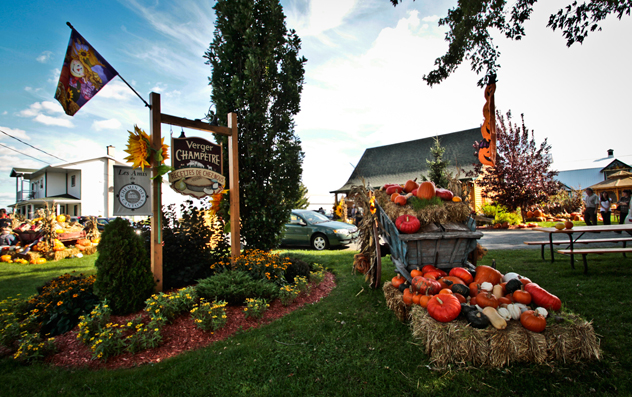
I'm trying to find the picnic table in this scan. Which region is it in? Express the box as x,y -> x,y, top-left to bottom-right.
528,224 -> 632,273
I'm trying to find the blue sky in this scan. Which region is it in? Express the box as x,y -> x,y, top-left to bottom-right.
1,0 -> 631,211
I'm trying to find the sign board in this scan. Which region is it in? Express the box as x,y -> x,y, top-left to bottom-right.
168,136 -> 226,198
113,165 -> 152,215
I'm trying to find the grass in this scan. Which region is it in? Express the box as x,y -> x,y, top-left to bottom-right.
1,249 -> 632,396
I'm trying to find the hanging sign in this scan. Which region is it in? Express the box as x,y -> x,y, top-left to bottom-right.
168,136 -> 225,198
113,165 -> 152,215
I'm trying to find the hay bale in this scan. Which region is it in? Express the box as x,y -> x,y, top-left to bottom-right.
408,307 -> 600,369
82,245 -> 98,256
383,282 -> 409,322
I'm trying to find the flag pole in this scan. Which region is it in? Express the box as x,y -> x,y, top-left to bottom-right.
65,22 -> 151,109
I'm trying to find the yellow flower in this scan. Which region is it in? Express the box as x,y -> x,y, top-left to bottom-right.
124,125 -> 151,171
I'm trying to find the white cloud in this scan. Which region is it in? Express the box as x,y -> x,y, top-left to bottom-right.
422,15 -> 440,23
36,51 -> 53,63
92,119 -> 122,131
33,114 -> 74,127
97,80 -> 134,101
296,0 -> 358,37
0,126 -> 31,141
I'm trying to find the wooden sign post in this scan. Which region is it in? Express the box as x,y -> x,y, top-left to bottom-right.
149,92 -> 240,292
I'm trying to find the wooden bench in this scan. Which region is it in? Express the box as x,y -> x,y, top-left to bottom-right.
524,237 -> 632,260
557,247 -> 632,274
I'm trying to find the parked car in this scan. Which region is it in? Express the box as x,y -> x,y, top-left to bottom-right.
281,209 -> 359,250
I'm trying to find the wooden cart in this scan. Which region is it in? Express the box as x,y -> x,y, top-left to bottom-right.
375,202 -> 483,282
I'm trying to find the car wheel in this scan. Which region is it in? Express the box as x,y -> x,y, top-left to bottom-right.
311,234 -> 329,251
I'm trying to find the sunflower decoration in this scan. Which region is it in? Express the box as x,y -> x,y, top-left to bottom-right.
124,125 -> 172,180
369,195 -> 376,215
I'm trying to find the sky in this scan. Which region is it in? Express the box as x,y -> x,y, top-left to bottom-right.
1,0 -> 631,212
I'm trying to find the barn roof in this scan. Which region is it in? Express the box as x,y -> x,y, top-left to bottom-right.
331,128 -> 482,194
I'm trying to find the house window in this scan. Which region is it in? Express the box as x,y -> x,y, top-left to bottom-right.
74,205 -> 78,216
71,175 -> 76,187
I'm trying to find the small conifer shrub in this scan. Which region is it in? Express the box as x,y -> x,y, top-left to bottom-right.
94,218 -> 155,315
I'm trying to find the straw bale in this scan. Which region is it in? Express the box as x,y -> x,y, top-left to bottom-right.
375,190 -> 471,226
383,282 -> 409,322
406,306 -> 600,369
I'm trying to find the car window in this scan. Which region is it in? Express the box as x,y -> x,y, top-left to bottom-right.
289,214 -> 303,224
301,211 -> 329,224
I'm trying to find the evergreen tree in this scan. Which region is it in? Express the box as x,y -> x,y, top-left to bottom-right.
93,218 -> 155,315
426,136 -> 451,189
294,183 -> 309,209
204,0 -> 306,250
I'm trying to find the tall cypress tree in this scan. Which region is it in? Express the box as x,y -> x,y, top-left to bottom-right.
204,0 -> 306,250
426,136 -> 450,189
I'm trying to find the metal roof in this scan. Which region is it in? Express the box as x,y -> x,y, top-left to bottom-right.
331,128 -> 481,194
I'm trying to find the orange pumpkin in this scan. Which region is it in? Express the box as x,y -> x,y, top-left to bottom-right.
416,181 -> 436,200
473,265 -> 502,285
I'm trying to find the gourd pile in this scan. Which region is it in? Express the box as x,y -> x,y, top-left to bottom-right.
376,180 -> 471,232
13,214 -> 84,236
391,264 -> 561,333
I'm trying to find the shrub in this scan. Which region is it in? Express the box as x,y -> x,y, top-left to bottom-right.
94,218 -> 155,315
28,273 -> 100,336
215,249 -> 290,284
284,255 -> 312,284
196,270 -> 278,306
12,331 -> 55,363
136,201 -> 231,290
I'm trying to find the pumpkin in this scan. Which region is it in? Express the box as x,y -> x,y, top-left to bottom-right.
498,296 -> 513,305
468,282 -> 482,297
473,265 -> 502,285
435,188 -> 454,201
450,283 -> 470,297
520,310 -> 547,332
77,239 -> 92,247
506,303 -> 523,320
410,267 -> 423,278
421,265 -> 439,274
497,307 -> 512,321
1,255 -> 12,263
438,288 -> 453,295
411,276 -> 442,295
452,196 -> 462,203
482,306 -> 507,329
526,210 -> 534,218
394,194 -> 408,206
475,291 -> 499,309
412,291 -> 421,305
56,214 -> 66,223
505,279 -> 523,294
427,294 -> 461,322
404,178 -> 419,193
453,293 -> 467,303
564,220 -> 574,229
512,289 -> 532,305
419,295 -> 431,308
37,258 -> 46,264
416,181 -> 436,200
439,276 -> 466,290
402,286 -> 414,306
449,267 -> 473,284
385,185 -> 404,195
395,215 -> 421,234
391,192 -> 401,202
391,274 -> 405,289
464,308 -> 490,329
524,283 -> 562,311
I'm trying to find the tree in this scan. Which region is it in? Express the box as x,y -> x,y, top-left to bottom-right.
425,136 -> 451,188
390,0 -> 631,86
470,110 -> 560,219
204,0 -> 307,250
294,182 -> 310,210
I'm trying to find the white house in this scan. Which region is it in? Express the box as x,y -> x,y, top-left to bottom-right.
9,146 -> 128,219
555,149 -> 632,197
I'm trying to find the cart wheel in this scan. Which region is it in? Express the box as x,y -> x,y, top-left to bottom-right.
372,220 -> 381,289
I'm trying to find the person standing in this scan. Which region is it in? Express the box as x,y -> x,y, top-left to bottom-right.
599,192 -> 612,225
583,188 -> 599,226
618,189 -> 631,224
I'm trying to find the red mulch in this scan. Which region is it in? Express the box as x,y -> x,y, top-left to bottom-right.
44,272 -> 335,370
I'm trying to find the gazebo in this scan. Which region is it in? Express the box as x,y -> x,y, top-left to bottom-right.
588,170 -> 632,201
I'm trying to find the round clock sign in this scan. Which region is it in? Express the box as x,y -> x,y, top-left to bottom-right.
118,183 -> 147,210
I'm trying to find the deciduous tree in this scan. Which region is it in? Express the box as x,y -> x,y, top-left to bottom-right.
470,110 -> 559,219
390,0 -> 631,86
204,0 -> 306,250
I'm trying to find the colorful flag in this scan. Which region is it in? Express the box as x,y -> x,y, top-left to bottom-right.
54,28 -> 118,116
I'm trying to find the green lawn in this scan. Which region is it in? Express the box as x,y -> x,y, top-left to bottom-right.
1,248 -> 631,397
